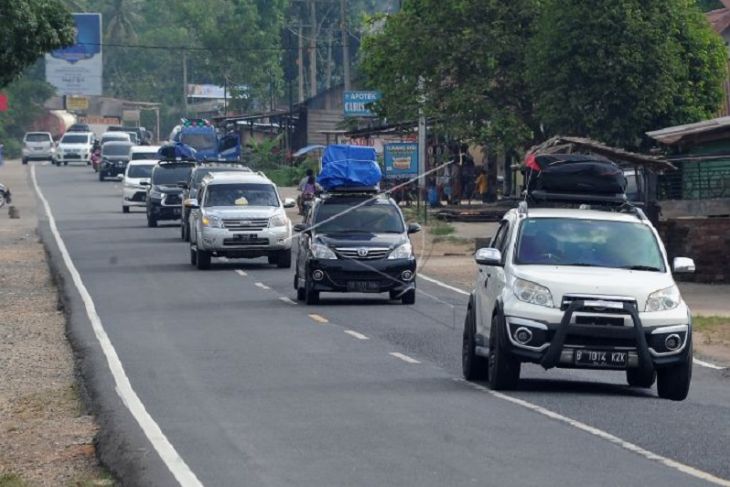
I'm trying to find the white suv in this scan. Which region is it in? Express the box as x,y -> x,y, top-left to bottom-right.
462,201 -> 696,401
188,172 -> 296,269
122,159 -> 156,213
22,132 -> 54,164
54,131 -> 94,166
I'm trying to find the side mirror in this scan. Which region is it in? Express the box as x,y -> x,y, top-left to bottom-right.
673,257 -> 695,274
139,181 -> 150,186
177,181 -> 189,189
184,198 -> 199,209
407,223 -> 422,234
283,198 -> 297,209
475,247 -> 503,266
293,223 -> 307,233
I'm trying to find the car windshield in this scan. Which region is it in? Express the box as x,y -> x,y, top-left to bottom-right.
61,134 -> 89,144
131,151 -> 158,160
127,164 -> 154,178
152,165 -> 193,185
515,217 -> 665,272
102,136 -> 128,144
102,144 -> 131,156
26,133 -> 51,142
204,183 -> 279,207
314,200 -> 404,234
181,133 -> 217,151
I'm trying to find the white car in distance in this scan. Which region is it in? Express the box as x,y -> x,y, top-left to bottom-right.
54,132 -> 94,166
130,145 -> 161,162
22,132 -> 54,164
122,159 -> 156,213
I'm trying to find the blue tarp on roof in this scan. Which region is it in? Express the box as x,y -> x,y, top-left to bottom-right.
318,144 -> 381,191
157,142 -> 197,160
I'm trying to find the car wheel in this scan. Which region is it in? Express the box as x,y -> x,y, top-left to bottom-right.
487,314 -> 520,390
657,341 -> 692,401
626,367 -> 656,388
463,302 -> 488,381
63,161 -> 68,166
304,275 -> 319,305
122,206 -> 130,214
276,249 -> 292,269
401,289 -> 416,305
22,158 -> 28,165
189,245 -> 197,266
196,249 -> 211,270
99,171 -> 105,181
294,273 -> 306,301
147,213 -> 157,227
181,222 -> 187,241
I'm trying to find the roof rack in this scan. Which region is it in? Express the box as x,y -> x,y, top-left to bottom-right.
520,190 -> 647,221
325,186 -> 379,194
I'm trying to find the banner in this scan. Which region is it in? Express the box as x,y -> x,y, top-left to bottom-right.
384,143 -> 419,179
344,91 -> 382,117
45,13 -> 103,96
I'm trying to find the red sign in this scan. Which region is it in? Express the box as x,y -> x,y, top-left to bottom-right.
0,93 -> 7,112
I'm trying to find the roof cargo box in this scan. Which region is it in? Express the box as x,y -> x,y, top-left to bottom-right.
318,144 -> 381,191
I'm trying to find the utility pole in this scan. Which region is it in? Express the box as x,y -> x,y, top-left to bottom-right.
182,50 -> 188,116
298,23 -> 305,103
341,0 -> 351,91
325,28 -> 333,90
417,76 -> 427,221
223,76 -> 228,116
309,0 -> 317,99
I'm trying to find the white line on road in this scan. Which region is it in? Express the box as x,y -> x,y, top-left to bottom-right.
420,274 -> 727,370
279,297 -> 297,305
235,270 -> 247,277
308,314 -> 329,324
344,330 -> 369,340
455,378 -> 730,486
389,352 -> 420,364
255,282 -> 271,290
30,165 -> 203,487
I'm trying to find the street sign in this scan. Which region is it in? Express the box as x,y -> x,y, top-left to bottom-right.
45,13 -> 103,96
344,91 -> 382,117
65,95 -> 89,111
384,143 -> 419,178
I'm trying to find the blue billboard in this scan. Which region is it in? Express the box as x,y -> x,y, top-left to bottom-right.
384,143 -> 419,179
344,91 -> 382,117
45,13 -> 103,95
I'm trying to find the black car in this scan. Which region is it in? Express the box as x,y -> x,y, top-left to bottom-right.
294,189 -> 421,305
67,123 -> 92,133
144,161 -> 195,227
179,161 -> 251,241
99,141 -> 133,181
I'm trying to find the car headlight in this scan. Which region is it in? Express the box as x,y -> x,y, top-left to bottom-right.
269,214 -> 289,227
311,242 -> 337,260
388,242 -> 413,260
202,214 -> 223,228
513,278 -> 554,308
645,285 -> 681,312
149,189 -> 163,199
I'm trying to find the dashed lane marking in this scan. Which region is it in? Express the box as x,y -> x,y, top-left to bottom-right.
454,378 -> 730,487
279,297 -> 297,305
344,330 -> 369,340
389,352 -> 420,364
30,165 -> 203,487
235,270 -> 247,277
308,314 -> 329,324
693,358 -> 727,370
255,282 -> 271,290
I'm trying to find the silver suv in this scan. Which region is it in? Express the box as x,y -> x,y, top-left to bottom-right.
22,132 -> 54,164
188,172 -> 296,269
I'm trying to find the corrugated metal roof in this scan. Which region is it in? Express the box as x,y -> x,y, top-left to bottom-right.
646,116 -> 730,145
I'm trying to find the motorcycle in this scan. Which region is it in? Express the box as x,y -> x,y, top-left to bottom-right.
300,192 -> 314,218
0,182 -> 11,208
91,148 -> 102,172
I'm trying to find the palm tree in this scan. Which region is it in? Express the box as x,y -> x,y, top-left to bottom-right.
105,0 -> 139,43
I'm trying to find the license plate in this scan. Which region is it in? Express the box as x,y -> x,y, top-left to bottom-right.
173,208 -> 181,215
346,281 -> 380,293
233,233 -> 257,240
574,349 -> 627,368
68,154 -> 79,159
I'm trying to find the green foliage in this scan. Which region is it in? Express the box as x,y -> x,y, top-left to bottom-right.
0,0 -> 76,87
527,0 -> 727,148
0,73 -> 57,157
696,0 -> 723,11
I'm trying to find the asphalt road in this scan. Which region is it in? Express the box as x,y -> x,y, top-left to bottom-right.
32,162 -> 730,486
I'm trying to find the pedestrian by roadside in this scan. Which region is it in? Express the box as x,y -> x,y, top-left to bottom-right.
476,167 -> 488,203
460,144 -> 476,204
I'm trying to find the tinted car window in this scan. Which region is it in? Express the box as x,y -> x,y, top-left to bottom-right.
315,200 -> 404,234
25,133 -> 51,142
152,165 -> 194,185
181,133 -> 217,151
515,217 -> 665,271
131,151 -> 158,160
204,183 -> 279,207
61,134 -> 89,144
127,164 -> 154,178
102,144 -> 132,156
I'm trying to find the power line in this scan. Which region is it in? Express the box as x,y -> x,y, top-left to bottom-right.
75,41 -> 347,52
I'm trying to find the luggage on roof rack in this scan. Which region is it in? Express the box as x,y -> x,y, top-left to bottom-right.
317,144 -> 381,192
525,153 -> 627,195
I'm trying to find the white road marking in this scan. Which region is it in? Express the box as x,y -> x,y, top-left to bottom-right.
308,314 -> 329,324
235,270 -> 247,277
389,352 -> 420,364
255,282 -> 271,290
279,297 -> 297,305
420,274 -> 726,370
454,378 -> 730,487
344,330 -> 369,340
30,165 -> 203,487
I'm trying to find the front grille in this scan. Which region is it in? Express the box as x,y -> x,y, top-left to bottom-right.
223,238 -> 270,246
561,294 -> 637,313
223,218 -> 269,231
335,247 -> 390,260
163,194 -> 182,206
326,270 -> 400,287
575,315 -> 625,327
564,335 -> 637,349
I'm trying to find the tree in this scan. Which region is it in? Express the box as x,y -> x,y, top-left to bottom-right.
0,0 -> 76,87
696,0 -> 723,11
527,0 -> 727,149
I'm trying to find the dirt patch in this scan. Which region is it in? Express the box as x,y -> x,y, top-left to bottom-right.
693,317 -> 730,366
0,160 -> 112,486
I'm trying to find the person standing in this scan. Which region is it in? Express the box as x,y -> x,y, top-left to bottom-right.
460,144 -> 476,204
475,167 -> 488,203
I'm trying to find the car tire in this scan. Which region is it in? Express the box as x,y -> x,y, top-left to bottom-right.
657,341 -> 692,401
294,273 -> 306,301
196,249 -> 211,270
626,367 -> 656,388
190,245 -> 198,266
487,314 -> 520,390
181,221 -> 187,241
22,158 -> 28,165
401,289 -> 416,305
304,276 -> 319,305
276,249 -> 292,269
122,206 -> 130,214
147,214 -> 157,227
463,302 -> 489,381
63,161 -> 68,166
99,171 -> 105,181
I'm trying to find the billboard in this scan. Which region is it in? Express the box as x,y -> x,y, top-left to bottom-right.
344,91 -> 382,117
384,143 -> 419,178
46,13 -> 102,96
